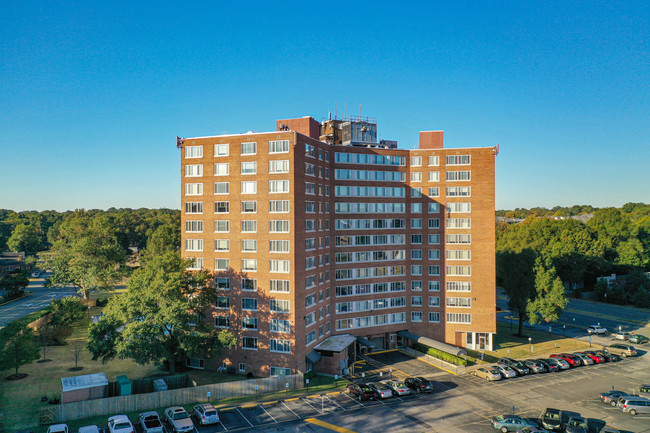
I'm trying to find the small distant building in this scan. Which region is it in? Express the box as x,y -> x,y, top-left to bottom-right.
0,252 -> 28,276
61,372 -> 109,403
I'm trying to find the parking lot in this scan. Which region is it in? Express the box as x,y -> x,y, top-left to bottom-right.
351,349 -> 448,382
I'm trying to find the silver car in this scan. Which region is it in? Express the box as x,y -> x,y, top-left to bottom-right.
573,353 -> 594,366
617,396 -> 650,415
368,382 -> 393,398
493,365 -> 517,378
383,380 -> 411,396
165,407 -> 194,433
193,403 -> 219,425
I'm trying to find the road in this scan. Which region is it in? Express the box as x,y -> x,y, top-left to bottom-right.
0,272 -> 77,327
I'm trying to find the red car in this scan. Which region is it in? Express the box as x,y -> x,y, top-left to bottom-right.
580,351 -> 606,364
550,353 -> 580,367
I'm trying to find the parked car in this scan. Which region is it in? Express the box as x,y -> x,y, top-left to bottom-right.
535,359 -> 558,373
490,415 -> 539,432
498,357 -> 530,375
47,425 -> 69,433
587,325 -> 607,335
549,353 -> 580,367
164,407 -> 194,433
78,426 -> 100,433
581,351 -> 605,363
572,353 -> 594,366
494,365 -> 518,378
641,384 -> 650,393
523,360 -> 546,373
108,416 -> 134,433
346,383 -> 379,400
594,350 -> 621,362
404,377 -> 433,393
516,428 -> 549,433
617,396 -> 650,415
564,416 -> 588,433
138,412 -> 163,433
32,271 -> 41,278
193,403 -> 219,425
600,390 -> 629,406
539,408 -> 561,431
629,334 -> 649,344
604,343 -> 637,357
598,427 -> 621,433
367,382 -> 393,398
544,357 -> 570,370
383,380 -> 411,396
614,331 -> 630,340
473,367 -> 502,381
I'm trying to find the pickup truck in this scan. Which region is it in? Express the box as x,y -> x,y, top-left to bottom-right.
138,412 -> 163,433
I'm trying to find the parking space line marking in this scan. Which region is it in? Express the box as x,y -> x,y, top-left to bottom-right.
218,421 -> 228,431
302,397 -> 323,413
325,395 -> 346,410
259,403 -> 277,423
281,400 -> 301,419
235,407 -> 254,427
305,418 -> 358,433
340,391 -> 365,406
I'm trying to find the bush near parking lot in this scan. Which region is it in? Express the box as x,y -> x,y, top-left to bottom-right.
413,343 -> 469,366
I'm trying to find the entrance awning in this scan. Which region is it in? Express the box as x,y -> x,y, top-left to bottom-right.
314,334 -> 356,353
397,331 -> 467,356
306,350 -> 322,364
356,336 -> 377,350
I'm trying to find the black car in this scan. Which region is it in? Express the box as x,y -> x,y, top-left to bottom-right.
536,359 -> 559,372
346,383 -> 379,400
498,357 -> 530,375
404,377 -> 433,393
595,350 -> 622,362
540,407 -> 562,431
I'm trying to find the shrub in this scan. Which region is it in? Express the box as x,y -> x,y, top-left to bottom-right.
414,343 -> 468,366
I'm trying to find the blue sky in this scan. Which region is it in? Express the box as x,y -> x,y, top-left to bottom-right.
1,1 -> 648,212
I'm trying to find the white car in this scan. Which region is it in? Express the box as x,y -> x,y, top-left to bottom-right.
47,424 -> 69,433
165,407 -> 194,433
587,325 -> 607,335
193,403 -> 219,425
78,426 -> 100,433
108,416 -> 134,433
615,331 -> 630,340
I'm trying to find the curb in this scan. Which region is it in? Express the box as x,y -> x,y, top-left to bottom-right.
0,291 -> 32,307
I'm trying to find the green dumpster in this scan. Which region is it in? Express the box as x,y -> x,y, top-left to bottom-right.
116,375 -> 131,396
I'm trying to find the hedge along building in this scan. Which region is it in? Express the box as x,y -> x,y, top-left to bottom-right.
178,114 -> 497,377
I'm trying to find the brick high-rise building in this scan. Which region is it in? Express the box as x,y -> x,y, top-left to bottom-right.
178,114 -> 497,377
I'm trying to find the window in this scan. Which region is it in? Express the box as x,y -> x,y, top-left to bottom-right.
215,277 -> 229,290
270,319 -> 291,333
411,203 -> 422,213
241,142 -> 256,155
214,163 -> 229,176
428,265 -> 440,276
411,249 -> 422,260
447,265 -> 471,276
270,339 -> 291,353
185,202 -> 203,214
214,182 -> 229,195
411,265 -> 422,276
241,317 -> 258,330
306,331 -> 316,345
242,278 -> 257,291
446,234 -> 471,244
305,220 -> 315,231
269,200 -> 290,213
428,249 -> 440,260
270,240 -> 290,253
305,144 -> 316,158
428,281 -> 440,291
185,220 -> 203,232
446,155 -> 470,165
215,316 -> 230,328
242,336 -> 258,350
269,180 -> 290,194
185,183 -> 203,196
447,281 -> 471,292
241,201 -> 257,213
428,171 -> 439,182
305,163 -> 316,176
239,363 -> 246,372
411,218 -> 422,229
447,297 -> 471,307
305,201 -> 315,213
214,201 -> 229,213
268,220 -> 290,233
270,260 -> 290,273
411,296 -> 423,307
446,186 -> 471,197
269,160 -> 290,174
269,140 -> 289,153
185,164 -> 203,177
411,187 -> 422,198
429,312 -> 440,323
428,203 -> 440,213
429,296 -> 440,307
241,161 -> 257,175
411,311 -> 423,322
185,239 -> 203,251
214,220 -> 229,232
428,187 -> 440,197
411,280 -> 422,291
242,298 -> 258,311
270,299 -> 290,313
305,182 -> 316,195
428,234 -> 440,244
410,172 -> 422,182
411,156 -> 422,166
241,181 -> 257,194
270,366 -> 291,376
241,220 -> 257,233
447,250 -> 471,260
411,234 -> 422,244
447,202 -> 472,213
428,218 -> 440,229
185,145 -> 203,158
215,296 -> 230,309
446,313 -> 472,324
214,143 -> 229,156
186,258 -> 203,270
270,280 -> 290,293
241,239 -> 257,252
428,155 -> 439,166
446,171 -> 471,181
214,239 -> 229,251
241,259 -> 257,272
214,258 -> 229,271
447,218 -> 471,229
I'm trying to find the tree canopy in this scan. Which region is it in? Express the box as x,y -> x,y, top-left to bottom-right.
0,322 -> 40,376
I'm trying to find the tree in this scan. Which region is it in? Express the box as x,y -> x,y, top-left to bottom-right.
87,252 -> 236,373
45,212 -> 127,299
50,297 -> 85,327
7,223 -> 42,254
0,322 -> 40,377
527,258 -> 569,324
140,224 -> 180,265
0,270 -> 30,299
497,248 -> 537,336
